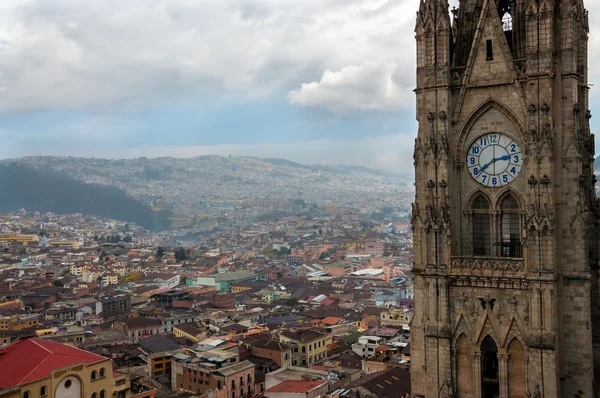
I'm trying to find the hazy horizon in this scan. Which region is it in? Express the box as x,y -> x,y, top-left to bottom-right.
1,0 -> 599,172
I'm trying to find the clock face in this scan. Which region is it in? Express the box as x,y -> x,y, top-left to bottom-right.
466,133 -> 523,187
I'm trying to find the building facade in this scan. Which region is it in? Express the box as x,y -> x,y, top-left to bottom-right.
411,0 -> 599,397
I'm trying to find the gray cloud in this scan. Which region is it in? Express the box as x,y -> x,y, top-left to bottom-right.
0,0 -> 417,111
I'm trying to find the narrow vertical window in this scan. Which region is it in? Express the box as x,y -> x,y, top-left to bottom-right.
481,336 -> 500,397
472,195 -> 491,256
486,40 -> 494,61
500,195 -> 521,257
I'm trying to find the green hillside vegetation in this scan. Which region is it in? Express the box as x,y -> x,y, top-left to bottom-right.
0,164 -> 172,231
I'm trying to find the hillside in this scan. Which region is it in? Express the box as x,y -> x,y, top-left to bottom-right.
2,156 -> 415,218
0,164 -> 171,231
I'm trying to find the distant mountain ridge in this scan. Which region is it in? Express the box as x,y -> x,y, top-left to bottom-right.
2,155 -> 414,219
0,163 -> 171,231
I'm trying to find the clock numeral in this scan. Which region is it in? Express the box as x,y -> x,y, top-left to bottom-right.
473,168 -> 479,176
513,155 -> 519,163
490,135 -> 497,143
510,166 -> 517,175
492,177 -> 498,186
480,137 -> 488,146
502,175 -> 508,183
481,175 -> 487,184
472,146 -> 480,155
510,144 -> 517,153
470,157 -> 476,165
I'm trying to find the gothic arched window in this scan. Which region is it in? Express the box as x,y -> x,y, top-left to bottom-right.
500,195 -> 521,257
472,195 -> 491,256
502,12 -> 513,32
481,336 -> 500,397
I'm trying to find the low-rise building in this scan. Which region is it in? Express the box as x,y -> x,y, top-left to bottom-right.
264,380 -> 328,398
244,337 -> 295,368
279,329 -> 329,367
113,317 -> 163,344
0,338 -> 132,398
139,334 -> 185,380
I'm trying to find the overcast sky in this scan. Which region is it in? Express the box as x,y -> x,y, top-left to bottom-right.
1,0 -> 599,172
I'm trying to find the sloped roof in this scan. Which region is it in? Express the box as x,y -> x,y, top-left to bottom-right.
139,334 -> 182,353
348,367 -> 410,398
0,338 -> 108,387
265,380 -> 328,393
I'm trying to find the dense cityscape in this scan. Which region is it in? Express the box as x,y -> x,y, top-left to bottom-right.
0,157 -> 415,398
2,0 -> 599,396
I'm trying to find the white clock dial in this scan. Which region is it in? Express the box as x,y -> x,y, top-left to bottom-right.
466,133 -> 523,187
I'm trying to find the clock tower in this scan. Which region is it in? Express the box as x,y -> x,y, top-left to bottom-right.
411,0 -> 599,397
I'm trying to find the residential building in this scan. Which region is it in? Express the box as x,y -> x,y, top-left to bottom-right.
279,330 -> 328,367
172,348 -> 255,398
139,334 -> 185,380
264,380 -> 328,398
173,322 -> 207,343
244,337 -> 294,368
113,317 -> 163,344
96,295 -> 131,316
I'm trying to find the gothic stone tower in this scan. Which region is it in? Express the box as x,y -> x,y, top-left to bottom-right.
411,0 -> 599,397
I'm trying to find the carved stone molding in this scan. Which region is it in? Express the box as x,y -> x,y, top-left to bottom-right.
451,257 -> 525,274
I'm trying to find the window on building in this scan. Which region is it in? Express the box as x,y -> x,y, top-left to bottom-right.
99,368 -> 106,378
23,392 -> 30,398
472,195 -> 491,256
502,12 -> 512,31
500,195 -> 521,257
40,387 -> 47,397
486,40 -> 494,61
481,336 -> 500,397
92,393 -> 98,398
91,370 -> 98,381
232,392 -> 236,398
100,391 -> 106,398
302,346 -> 306,353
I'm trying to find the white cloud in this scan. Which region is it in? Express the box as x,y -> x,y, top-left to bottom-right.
288,61 -> 410,112
0,0 -> 417,111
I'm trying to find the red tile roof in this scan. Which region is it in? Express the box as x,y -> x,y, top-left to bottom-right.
0,338 -> 108,387
265,380 -> 328,393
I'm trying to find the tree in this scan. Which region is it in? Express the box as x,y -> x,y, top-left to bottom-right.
156,246 -> 165,258
123,236 -> 133,243
175,247 -> 187,261
53,280 -> 64,287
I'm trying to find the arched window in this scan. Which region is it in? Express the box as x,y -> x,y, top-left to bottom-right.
507,339 -> 527,398
481,336 -> 500,397
455,334 -> 474,396
99,368 -> 106,378
500,195 -> 521,257
91,370 -> 98,381
91,393 -> 98,398
40,386 -> 47,397
472,195 -> 491,256
100,390 -> 106,398
502,12 -> 512,32
23,392 -> 30,398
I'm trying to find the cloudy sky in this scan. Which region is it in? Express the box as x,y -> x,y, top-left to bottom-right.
1,0 -> 599,172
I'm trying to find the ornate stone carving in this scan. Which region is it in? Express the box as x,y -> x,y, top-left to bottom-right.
451,257 -> 524,274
